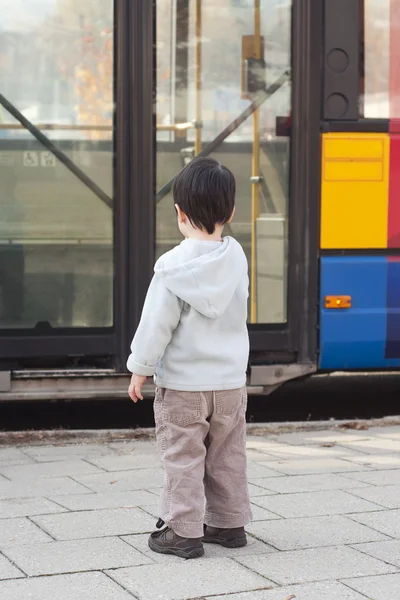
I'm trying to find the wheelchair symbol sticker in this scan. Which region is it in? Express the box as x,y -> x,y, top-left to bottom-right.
23,151 -> 39,167
40,152 -> 56,167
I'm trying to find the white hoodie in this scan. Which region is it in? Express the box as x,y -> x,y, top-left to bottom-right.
127,236 -> 249,391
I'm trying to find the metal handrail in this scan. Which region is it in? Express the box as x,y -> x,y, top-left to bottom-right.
0,121 -> 196,132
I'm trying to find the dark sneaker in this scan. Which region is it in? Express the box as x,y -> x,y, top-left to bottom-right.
203,525 -> 247,548
148,521 -> 204,559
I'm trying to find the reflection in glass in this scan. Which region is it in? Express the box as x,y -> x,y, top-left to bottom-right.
0,0 -> 114,329
363,0 -> 390,118
156,0 -> 291,323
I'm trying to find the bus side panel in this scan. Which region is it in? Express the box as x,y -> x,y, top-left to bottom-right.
319,256 -> 400,370
320,133 -> 390,249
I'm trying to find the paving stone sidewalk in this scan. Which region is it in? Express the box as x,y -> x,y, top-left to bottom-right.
1,426 -> 400,600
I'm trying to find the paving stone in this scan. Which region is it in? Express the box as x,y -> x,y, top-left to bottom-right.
53,489 -> 158,511
0,448 -> 33,466
0,554 -> 24,580
2,430 -> 399,599
135,504 -> 158,519
342,573 -> 400,600
350,509 -> 400,538
246,463 -> 283,478
252,489 -> 382,518
268,430 -> 362,446
109,441 -> 158,454
0,517 -> 52,545
32,507 -> 155,540
255,458 -> 369,475
257,444 -> 359,460
253,473 -> 372,494
341,453 -> 400,469
122,532 -> 275,563
247,515 -> 389,550
352,539 -> 400,568
237,545 -> 396,585
250,503 -> 282,522
374,428 -> 400,440
343,468 -> 400,486
0,477 -> 91,500
0,497 -> 66,519
145,486 -> 163,497
0,571 -> 135,600
107,557 -> 268,600
246,439 -> 295,454
22,444 -> 114,462
246,449 -> 277,462
339,438 -> 400,454
208,581 -> 367,600
0,459 -> 103,481
2,537 -> 153,576
86,454 -> 161,471
247,483 -> 276,497
74,468 -> 164,493
347,484 -> 400,509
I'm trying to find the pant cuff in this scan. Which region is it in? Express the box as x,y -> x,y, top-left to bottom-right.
204,508 -> 252,529
167,519 -> 204,539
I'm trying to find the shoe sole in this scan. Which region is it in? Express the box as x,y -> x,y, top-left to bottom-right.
203,536 -> 247,548
148,537 -> 205,559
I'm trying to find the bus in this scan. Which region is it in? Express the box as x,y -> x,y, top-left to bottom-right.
0,0 -> 398,400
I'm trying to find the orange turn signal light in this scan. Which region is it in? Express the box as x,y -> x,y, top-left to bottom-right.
324,295 -> 352,309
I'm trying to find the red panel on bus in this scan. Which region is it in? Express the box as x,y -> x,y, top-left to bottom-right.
388,135 -> 400,248
390,120 -> 400,134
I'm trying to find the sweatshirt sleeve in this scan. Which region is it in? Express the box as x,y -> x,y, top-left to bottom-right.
126,275 -> 182,376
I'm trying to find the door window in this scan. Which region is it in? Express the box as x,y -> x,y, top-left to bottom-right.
0,0 -> 114,329
155,0 -> 292,323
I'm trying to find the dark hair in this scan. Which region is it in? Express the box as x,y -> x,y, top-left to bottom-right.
172,157 -> 235,234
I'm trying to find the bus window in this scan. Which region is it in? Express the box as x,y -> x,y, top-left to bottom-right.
362,0 -> 400,119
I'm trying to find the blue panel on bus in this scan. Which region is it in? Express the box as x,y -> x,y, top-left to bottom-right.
386,258 -> 400,359
319,256 -> 400,370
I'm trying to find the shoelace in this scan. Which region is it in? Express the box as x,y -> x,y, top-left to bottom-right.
156,518 -> 165,529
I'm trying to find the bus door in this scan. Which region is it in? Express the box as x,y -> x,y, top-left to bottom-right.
154,0 -> 321,389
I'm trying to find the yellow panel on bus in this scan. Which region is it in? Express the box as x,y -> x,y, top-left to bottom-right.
321,133 -> 390,249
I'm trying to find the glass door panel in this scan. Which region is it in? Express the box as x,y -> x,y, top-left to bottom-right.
0,0 -> 114,329
155,0 -> 291,324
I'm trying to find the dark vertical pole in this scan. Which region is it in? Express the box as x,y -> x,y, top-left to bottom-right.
288,0 -> 323,363
127,0 -> 155,351
114,0 -> 131,370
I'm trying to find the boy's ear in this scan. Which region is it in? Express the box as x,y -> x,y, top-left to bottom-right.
227,206 -> 236,224
175,204 -> 187,223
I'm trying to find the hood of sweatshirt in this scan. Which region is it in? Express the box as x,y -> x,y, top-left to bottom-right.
154,236 -> 247,319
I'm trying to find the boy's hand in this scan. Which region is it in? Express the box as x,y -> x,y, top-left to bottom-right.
128,374 -> 147,403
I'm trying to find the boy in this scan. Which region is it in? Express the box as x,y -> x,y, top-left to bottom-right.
127,157 -> 251,559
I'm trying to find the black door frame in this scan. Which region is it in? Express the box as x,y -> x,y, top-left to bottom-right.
0,0 -> 321,372
284,0 -> 322,365
115,0 -> 156,371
